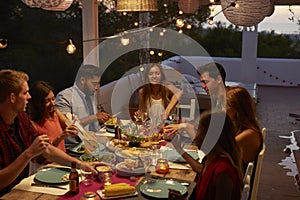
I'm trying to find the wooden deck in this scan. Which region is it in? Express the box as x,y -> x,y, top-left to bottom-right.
255,85 -> 300,199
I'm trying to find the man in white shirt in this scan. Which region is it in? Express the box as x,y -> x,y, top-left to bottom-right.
55,64 -> 111,147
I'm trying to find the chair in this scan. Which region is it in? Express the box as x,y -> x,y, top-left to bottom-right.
241,162 -> 254,200
249,128 -> 267,200
176,99 -> 196,121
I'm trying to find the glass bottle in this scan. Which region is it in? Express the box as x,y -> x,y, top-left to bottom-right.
69,162 -> 79,194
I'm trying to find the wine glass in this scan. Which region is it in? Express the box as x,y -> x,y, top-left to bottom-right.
138,151 -> 153,182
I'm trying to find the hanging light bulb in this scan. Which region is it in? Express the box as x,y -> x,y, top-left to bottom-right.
176,19 -> 185,28
207,17 -> 214,25
134,21 -> 139,26
149,50 -> 155,55
178,10 -> 183,15
158,52 -> 163,57
186,24 -> 192,29
0,39 -> 8,49
178,29 -> 183,34
66,39 -> 76,54
120,37 -> 130,46
140,66 -> 145,72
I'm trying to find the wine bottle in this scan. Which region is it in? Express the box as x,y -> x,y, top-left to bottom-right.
69,162 -> 79,194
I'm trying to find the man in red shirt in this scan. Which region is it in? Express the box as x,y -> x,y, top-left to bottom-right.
0,69 -> 98,196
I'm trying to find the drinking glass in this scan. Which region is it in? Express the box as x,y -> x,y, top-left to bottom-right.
138,152 -> 153,179
80,165 -> 94,186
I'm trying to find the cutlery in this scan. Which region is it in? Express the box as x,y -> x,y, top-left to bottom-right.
146,189 -> 162,193
31,183 -> 67,190
112,112 -> 121,118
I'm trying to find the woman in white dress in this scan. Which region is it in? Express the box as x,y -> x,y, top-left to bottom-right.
137,63 -> 182,123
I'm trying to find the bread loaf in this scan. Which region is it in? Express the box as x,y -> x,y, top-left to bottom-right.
103,183 -> 135,197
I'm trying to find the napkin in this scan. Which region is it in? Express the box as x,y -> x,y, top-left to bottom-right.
13,174 -> 69,195
168,162 -> 191,170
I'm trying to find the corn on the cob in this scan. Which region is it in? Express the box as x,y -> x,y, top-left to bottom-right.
103,183 -> 135,197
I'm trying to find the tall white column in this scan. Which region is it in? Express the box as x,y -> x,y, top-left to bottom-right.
82,0 -> 99,66
241,26 -> 258,83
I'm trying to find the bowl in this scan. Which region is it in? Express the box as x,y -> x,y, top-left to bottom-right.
80,151 -> 116,163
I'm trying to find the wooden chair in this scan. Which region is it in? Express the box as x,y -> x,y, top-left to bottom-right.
249,128 -> 267,200
241,162 -> 254,200
176,99 -> 196,121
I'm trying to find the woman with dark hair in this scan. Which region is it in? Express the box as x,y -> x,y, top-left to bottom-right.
226,86 -> 262,169
136,63 -> 182,122
28,81 -> 77,152
172,111 -> 243,200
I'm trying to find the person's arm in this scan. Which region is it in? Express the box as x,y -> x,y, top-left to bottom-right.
171,134 -> 203,173
52,124 -> 78,147
164,123 -> 196,139
0,135 -> 50,190
42,144 -> 99,174
214,173 -> 234,200
165,84 -> 183,117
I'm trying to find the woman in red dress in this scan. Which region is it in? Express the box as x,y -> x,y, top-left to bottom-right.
172,111 -> 243,200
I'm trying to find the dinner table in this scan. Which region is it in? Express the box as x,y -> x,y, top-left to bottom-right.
1,121 -> 201,200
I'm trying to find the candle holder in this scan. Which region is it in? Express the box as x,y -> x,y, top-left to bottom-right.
155,158 -> 169,174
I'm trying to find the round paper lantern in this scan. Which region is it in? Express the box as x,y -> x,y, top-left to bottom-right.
21,0 -> 73,11
116,0 -> 158,12
178,0 -> 200,14
221,0 -> 272,27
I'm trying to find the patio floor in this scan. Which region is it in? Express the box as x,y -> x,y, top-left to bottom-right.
255,85 -> 300,199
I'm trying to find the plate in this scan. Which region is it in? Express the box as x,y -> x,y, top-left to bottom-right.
80,151 -> 116,163
115,162 -> 145,177
115,148 -> 146,160
163,149 -> 199,163
35,167 -> 71,184
140,179 -> 187,199
97,189 -> 138,199
67,142 -> 105,155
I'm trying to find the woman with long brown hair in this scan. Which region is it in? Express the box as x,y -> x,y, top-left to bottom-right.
137,63 -> 182,122
226,86 -> 262,169
172,111 -> 243,200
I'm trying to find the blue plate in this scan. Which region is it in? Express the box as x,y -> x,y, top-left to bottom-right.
35,167 -> 71,184
163,149 -> 198,163
140,179 -> 187,198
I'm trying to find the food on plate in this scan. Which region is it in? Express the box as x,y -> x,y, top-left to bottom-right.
118,159 -> 143,170
61,173 -> 69,181
80,155 -> 99,162
77,144 -> 85,153
103,183 -> 135,197
111,139 -> 129,149
96,165 -> 113,173
140,141 -> 152,148
106,117 -> 117,125
118,147 -> 141,157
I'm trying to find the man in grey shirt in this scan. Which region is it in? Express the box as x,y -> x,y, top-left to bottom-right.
55,64 -> 111,148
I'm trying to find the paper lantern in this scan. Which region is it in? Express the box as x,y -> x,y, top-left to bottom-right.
221,0 -> 272,27
21,0 -> 73,11
116,0 -> 158,12
178,0 -> 200,14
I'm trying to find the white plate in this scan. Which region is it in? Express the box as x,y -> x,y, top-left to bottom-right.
96,189 -> 138,199
115,162 -> 145,177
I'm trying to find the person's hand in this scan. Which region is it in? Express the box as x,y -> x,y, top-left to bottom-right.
63,124 -> 78,136
80,161 -> 106,175
26,135 -> 50,158
163,124 -> 181,135
96,112 -> 111,123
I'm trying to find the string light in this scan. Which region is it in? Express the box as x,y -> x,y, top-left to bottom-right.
120,37 -> 130,46
176,19 -> 185,28
206,0 -> 237,25
149,50 -> 155,55
66,39 -> 76,54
